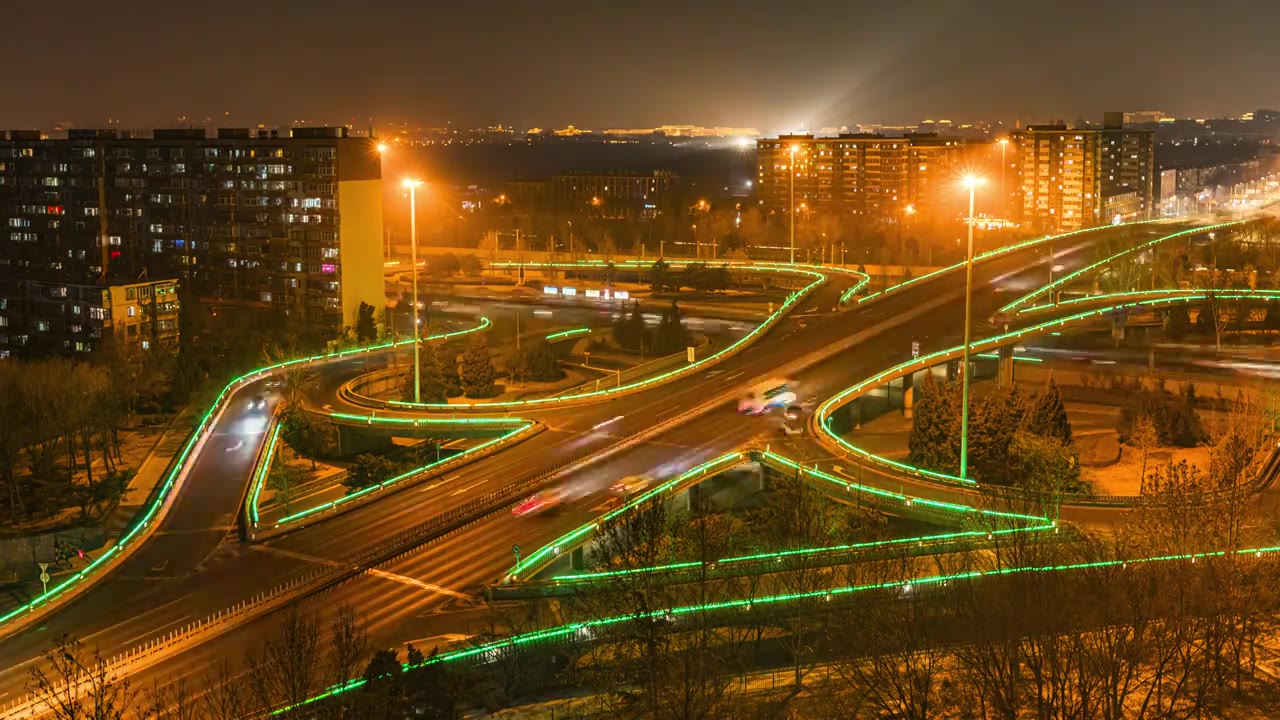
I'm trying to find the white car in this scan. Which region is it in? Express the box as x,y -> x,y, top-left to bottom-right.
247,394 -> 267,411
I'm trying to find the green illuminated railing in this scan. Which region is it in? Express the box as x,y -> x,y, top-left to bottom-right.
270,422 -> 534,527
505,448 -> 1053,589
544,327 -> 591,341
813,293 -> 1267,489
376,262 -> 834,411
505,453 -> 746,581
0,317 -> 494,630
853,221 -> 1163,307
998,221 -> 1244,315
272,541 -> 1280,714
1014,287 -> 1280,316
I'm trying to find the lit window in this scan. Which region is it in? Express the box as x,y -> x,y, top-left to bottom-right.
128,306 -> 136,317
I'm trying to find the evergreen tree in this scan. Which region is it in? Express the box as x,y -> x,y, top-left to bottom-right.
680,262 -> 707,292
438,347 -> 461,398
1265,301 -> 1280,335
355,301 -> 378,345
647,259 -> 673,293
1165,304 -> 1191,340
460,335 -> 498,398
655,300 -> 691,354
615,301 -> 649,352
1027,378 -> 1073,445
403,341 -> 447,403
510,340 -> 565,382
907,374 -> 961,475
969,385 -> 1027,485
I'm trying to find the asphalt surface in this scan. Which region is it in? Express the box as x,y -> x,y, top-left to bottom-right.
0,236 -> 1132,701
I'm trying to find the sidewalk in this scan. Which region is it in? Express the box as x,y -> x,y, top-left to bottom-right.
107,406 -> 198,539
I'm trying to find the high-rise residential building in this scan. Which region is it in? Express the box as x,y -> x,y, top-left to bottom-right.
756,133 -> 986,222
1010,114 -> 1154,232
0,126 -> 384,356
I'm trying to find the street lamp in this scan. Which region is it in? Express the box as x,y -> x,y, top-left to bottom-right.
997,138 -> 1009,218
376,142 -> 388,154
403,178 -> 424,403
959,174 -> 986,481
789,145 -> 799,264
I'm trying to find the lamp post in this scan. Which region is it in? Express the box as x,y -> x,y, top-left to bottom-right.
997,138 -> 1008,219
403,178 -> 424,403
959,175 -> 986,481
789,145 -> 799,264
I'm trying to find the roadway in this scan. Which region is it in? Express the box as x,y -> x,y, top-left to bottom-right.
0,235 -> 1125,704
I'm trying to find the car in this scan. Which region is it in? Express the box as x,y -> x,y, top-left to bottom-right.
512,490 -> 561,516
781,421 -> 804,437
610,475 -> 653,495
248,394 -> 267,411
783,405 -> 803,420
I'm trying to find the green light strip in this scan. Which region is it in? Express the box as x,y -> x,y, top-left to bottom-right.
0,317 -> 493,629
275,542 -> 1280,714
506,453 -> 746,579
1017,287 -> 1280,316
352,262 -> 831,411
813,293 -> 1260,487
273,423 -> 533,526
854,221 -> 1161,306
544,327 -> 590,341
998,221 -> 1243,315
248,422 -> 282,527
519,448 -> 1051,587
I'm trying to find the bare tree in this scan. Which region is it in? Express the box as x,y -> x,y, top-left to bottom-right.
199,658 -> 246,720
26,635 -> 132,720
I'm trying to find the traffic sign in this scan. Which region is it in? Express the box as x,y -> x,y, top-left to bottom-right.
911,341 -> 920,358
512,544 -> 521,564
38,562 -> 49,592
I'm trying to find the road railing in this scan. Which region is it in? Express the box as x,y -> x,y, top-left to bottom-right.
810,295 -> 1280,508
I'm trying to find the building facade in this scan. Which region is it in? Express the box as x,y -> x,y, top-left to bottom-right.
755,133 -> 985,222
0,126 -> 384,356
1010,116 -> 1154,232
551,170 -> 678,218
0,277 -> 179,357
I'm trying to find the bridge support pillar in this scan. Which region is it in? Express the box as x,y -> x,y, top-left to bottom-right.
903,384 -> 915,419
997,346 -> 1015,388
335,426 -> 395,457
571,546 -> 585,570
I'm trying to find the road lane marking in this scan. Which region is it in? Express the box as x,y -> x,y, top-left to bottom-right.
80,594 -> 192,645
225,440 -> 244,452
449,479 -> 488,497
250,545 -> 344,568
367,569 -> 472,599
421,474 -> 463,493
119,615 -> 190,649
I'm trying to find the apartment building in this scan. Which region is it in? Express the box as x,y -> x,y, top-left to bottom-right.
551,170 -> 678,219
0,126 -> 384,356
1010,114 -> 1154,232
0,277 -> 178,357
755,133 -> 985,222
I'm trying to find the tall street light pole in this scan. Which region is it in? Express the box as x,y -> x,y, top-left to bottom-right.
403,178 -> 424,403
959,175 -> 986,481
789,145 -> 798,264
997,138 -> 1008,219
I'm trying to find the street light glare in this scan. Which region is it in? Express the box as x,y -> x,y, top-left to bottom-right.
376,142 -> 388,153
402,178 -> 423,189
962,175 -> 987,189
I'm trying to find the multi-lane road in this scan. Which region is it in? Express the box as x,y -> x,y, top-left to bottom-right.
0,231 -> 1145,703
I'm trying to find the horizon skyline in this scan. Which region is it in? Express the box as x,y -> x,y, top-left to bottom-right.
5,0 -> 1278,133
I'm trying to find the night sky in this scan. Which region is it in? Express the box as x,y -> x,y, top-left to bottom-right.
4,0 -> 1277,131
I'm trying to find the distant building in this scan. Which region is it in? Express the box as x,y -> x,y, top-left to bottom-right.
0,277 -> 179,358
0,126 -> 384,354
1009,114 -> 1154,231
551,170 -> 678,219
755,133 -> 986,221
